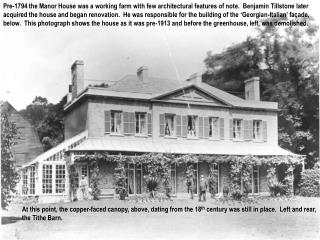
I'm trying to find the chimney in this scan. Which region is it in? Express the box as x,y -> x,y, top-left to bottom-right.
137,66 -> 148,82
71,60 -> 84,99
186,73 -> 202,85
244,77 -> 260,101
67,84 -> 72,102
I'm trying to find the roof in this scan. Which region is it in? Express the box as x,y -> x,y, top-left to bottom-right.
65,74 -> 278,111
71,138 -> 297,156
1,101 -> 43,166
21,130 -> 88,168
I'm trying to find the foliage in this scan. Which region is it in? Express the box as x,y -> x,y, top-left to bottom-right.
203,18 -> 319,167
267,165 -> 293,196
20,96 -> 66,151
113,161 -> 127,200
208,163 -> 219,197
222,186 -> 229,198
229,156 -> 253,199
1,112 -> 20,209
299,168 -> 320,197
89,160 -> 100,200
143,154 -> 171,198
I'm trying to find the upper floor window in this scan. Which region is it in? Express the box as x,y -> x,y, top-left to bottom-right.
253,120 -> 262,141
233,119 -> 242,140
111,111 -> 122,134
209,117 -> 219,139
187,116 -> 198,138
165,114 -> 175,136
135,113 -> 147,135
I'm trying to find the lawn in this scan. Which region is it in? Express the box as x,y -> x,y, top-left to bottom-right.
1,197 -> 319,240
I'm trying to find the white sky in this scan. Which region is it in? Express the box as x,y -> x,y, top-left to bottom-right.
0,0 -> 319,110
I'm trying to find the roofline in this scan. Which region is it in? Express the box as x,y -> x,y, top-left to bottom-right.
152,84 -> 232,107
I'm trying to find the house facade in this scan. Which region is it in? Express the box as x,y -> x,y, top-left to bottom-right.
20,60 -> 300,203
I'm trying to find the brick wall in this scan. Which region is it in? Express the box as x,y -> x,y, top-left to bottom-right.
64,102 -> 88,139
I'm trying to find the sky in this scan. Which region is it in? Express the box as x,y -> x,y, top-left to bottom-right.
0,0 -> 319,110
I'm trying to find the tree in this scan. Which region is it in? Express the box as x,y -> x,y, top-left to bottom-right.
20,96 -> 66,151
1,112 -> 20,209
203,18 -> 319,168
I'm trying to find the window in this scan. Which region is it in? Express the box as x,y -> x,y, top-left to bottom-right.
187,116 -> 198,138
81,165 -> 88,177
111,111 -> 122,134
165,115 -> 175,136
170,164 -> 177,195
252,166 -> 259,193
22,170 -> 28,195
42,165 -> 53,194
209,117 -> 219,139
55,165 -> 66,194
29,166 -> 36,195
135,113 -> 147,135
233,119 -> 242,139
212,163 -> 220,193
253,120 -> 262,141
127,164 -> 142,195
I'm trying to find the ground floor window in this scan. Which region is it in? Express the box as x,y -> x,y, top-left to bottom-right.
56,165 -> 66,194
22,170 -> 28,195
42,165 -> 53,194
252,166 -> 259,193
81,165 -> 88,177
29,166 -> 36,195
170,164 -> 176,195
213,163 -> 220,193
127,163 -> 142,195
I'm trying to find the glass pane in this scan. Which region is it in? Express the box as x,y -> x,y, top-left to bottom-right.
135,169 -> 142,194
128,169 -> 134,194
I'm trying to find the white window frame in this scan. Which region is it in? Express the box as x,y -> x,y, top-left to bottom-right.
170,163 -> 177,195
29,166 -> 36,195
127,163 -> 143,195
164,114 -> 175,137
111,111 -> 122,134
42,164 -> 53,194
187,115 -> 198,138
252,166 -> 260,194
135,112 -> 147,135
209,117 -> 219,140
253,120 -> 262,141
233,119 -> 243,140
22,169 -> 28,195
55,165 -> 66,194
213,163 -> 220,193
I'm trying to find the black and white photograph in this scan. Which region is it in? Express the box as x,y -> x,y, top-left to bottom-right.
1,0 -> 319,239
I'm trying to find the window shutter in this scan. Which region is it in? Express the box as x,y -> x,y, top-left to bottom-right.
199,117 -> 204,138
249,120 -> 253,140
129,112 -> 135,135
147,113 -> 152,136
204,117 -> 209,138
182,116 -> 188,138
244,120 -> 251,141
262,121 -> 267,142
219,118 -> 224,140
229,119 -> 233,140
104,111 -> 111,133
123,112 -> 129,134
159,114 -> 165,136
176,115 -> 182,137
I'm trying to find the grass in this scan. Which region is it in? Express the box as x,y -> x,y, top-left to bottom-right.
1,196 -> 319,240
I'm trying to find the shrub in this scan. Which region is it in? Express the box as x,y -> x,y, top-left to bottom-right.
231,189 -> 242,200
299,168 -> 320,197
113,162 -> 127,200
222,186 -> 229,198
268,181 -> 287,196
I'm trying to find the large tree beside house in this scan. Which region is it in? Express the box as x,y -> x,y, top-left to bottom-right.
203,18 -> 319,168
1,112 -> 20,209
